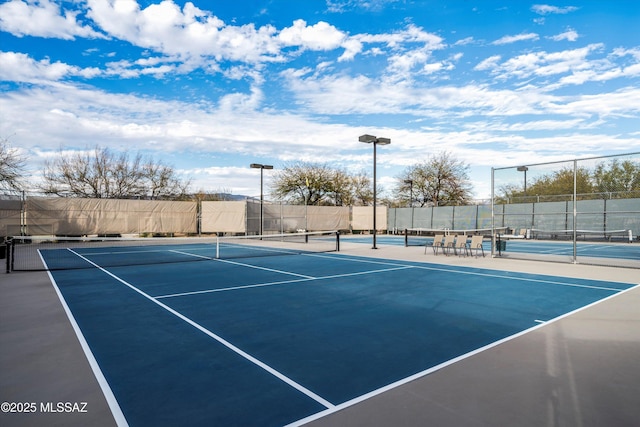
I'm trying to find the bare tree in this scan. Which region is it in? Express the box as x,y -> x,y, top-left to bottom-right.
271,162 -> 334,205
0,138 -> 26,192
396,151 -> 473,206
270,162 -> 372,206
348,170 -> 373,206
142,159 -> 191,200
40,146 -> 190,199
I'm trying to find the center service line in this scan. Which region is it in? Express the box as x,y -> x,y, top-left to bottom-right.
67,249 -> 335,410
170,249 -> 315,279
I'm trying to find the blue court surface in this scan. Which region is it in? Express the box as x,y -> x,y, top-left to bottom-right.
43,243 -> 636,426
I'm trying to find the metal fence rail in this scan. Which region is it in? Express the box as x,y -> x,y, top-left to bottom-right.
491,152 -> 640,268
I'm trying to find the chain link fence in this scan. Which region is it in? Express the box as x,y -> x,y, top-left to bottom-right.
491,152 -> 640,268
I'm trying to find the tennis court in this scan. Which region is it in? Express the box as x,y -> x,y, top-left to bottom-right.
19,234 -> 636,426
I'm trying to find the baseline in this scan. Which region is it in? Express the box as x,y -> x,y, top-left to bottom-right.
286,282 -> 640,427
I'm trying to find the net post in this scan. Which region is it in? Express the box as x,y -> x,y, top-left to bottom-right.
216,235 -> 220,259
4,238 -> 10,274
9,238 -> 15,273
404,229 -> 408,247
336,231 -> 340,252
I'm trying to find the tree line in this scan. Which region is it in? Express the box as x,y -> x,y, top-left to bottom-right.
2,138 -> 638,205
269,152 -> 475,207
498,159 -> 640,203
0,138 -> 476,205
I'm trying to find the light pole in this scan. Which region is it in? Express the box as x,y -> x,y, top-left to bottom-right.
404,179 -> 414,229
404,179 -> 414,207
250,163 -> 273,236
359,134 -> 391,249
517,166 -> 528,199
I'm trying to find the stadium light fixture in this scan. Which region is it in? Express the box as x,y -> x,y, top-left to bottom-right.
250,163 -> 274,236
360,134 -> 391,249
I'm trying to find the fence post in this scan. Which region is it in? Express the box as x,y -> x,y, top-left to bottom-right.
491,167 -> 496,257
572,160 -> 578,263
4,239 -> 9,273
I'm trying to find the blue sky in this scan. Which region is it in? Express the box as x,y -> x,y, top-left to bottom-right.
1,0 -> 639,200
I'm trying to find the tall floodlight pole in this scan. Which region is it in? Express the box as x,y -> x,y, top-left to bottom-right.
517,166 -> 529,198
250,163 -> 274,236
359,134 -> 391,249
404,179 -> 414,207
404,179 -> 414,229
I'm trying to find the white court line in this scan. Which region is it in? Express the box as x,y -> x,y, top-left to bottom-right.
155,265 -> 414,299
306,253 -> 627,292
285,283 -> 640,427
408,265 -> 625,292
169,249 -> 315,279
155,277 -> 312,299
176,247 -> 628,294
576,243 -> 624,253
59,247 -> 635,424
66,249 -> 335,410
42,249 -> 129,426
317,266 -> 414,281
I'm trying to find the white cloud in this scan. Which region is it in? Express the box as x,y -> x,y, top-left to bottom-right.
0,1 -> 443,83
475,55 -> 501,71
482,44 -> 607,82
454,37 -> 475,46
386,48 -> 431,78
0,83 -> 360,161
338,38 -> 363,61
3,81 -> 638,198
86,0 -> 282,63
0,51 -> 87,83
83,1 -> 361,67
531,4 -> 579,15
355,24 -> 444,51
280,64 -> 640,123
354,25 -> 447,80
550,28 -> 579,42
326,0 -> 400,13
492,33 -> 539,45
0,0 -> 104,39
279,20 -> 346,50
556,87 -> 640,118
280,70 -> 563,117
183,166 -> 264,195
84,1 -> 367,70
422,62 -> 443,74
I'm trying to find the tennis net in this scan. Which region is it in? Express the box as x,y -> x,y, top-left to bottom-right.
6,231 -> 340,272
404,227 -> 506,247
529,228 -> 633,242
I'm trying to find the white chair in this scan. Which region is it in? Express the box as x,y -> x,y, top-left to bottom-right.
427,234 -> 444,254
468,235 -> 485,257
454,235 -> 468,256
441,234 -> 456,256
